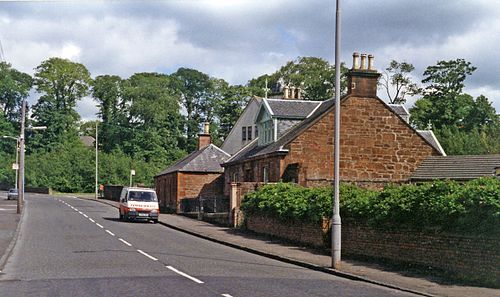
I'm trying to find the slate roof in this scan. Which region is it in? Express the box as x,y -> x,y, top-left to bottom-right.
416,130 -> 446,156
387,104 -> 409,116
266,98 -> 322,119
156,144 -> 230,176
411,154 -> 500,181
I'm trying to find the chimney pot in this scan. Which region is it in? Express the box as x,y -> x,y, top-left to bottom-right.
198,122 -> 211,150
360,54 -> 367,70
352,52 -> 360,70
368,54 -> 375,71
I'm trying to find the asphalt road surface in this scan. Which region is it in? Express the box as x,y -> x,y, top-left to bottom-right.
0,194 -> 418,297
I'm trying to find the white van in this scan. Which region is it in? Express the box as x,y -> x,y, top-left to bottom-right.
119,187 -> 159,223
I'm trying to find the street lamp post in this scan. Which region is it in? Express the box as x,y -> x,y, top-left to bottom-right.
332,0 -> 342,269
17,97 -> 46,214
18,99 -> 26,214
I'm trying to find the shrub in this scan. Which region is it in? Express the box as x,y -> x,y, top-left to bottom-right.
240,178 -> 500,234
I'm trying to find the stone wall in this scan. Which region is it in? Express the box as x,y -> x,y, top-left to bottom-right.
245,214 -> 499,286
246,215 -> 327,248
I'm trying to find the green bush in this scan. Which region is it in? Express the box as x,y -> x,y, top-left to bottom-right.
241,178 -> 500,234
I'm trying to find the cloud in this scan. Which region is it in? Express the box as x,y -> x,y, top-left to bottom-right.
0,0 -> 498,118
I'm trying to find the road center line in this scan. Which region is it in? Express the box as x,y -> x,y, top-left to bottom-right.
82,213 -> 88,218
96,223 -> 104,228
88,218 -> 95,223
166,266 -> 204,284
137,249 -> 158,261
119,238 -> 132,247
221,294 -> 234,297
105,230 -> 115,236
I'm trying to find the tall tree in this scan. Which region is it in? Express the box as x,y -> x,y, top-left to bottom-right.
31,57 -> 92,149
170,68 -> 213,152
0,62 -> 32,122
92,75 -> 123,153
379,60 -> 420,104
121,72 -> 185,164
410,59 -> 477,130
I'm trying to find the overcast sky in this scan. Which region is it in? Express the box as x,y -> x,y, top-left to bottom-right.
1,0 -> 499,120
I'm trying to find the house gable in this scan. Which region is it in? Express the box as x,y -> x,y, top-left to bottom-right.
220,97 -> 262,155
282,95 -> 441,187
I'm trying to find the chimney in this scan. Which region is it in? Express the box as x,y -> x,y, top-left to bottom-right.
347,52 -> 381,98
198,122 -> 211,150
283,85 -> 290,99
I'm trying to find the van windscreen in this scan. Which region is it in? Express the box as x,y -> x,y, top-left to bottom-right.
128,191 -> 157,202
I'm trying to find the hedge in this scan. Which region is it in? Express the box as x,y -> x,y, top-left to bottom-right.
240,178 -> 500,234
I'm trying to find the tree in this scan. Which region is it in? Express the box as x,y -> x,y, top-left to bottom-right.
121,72 -> 185,164
410,59 -> 477,130
92,75 -> 123,153
248,57 -> 348,101
31,58 -> 92,150
170,68 -> 215,152
0,62 -> 32,122
410,58 -> 499,155
379,60 -> 420,104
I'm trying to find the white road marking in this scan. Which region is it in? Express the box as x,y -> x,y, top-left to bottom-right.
96,223 -> 104,228
166,266 -> 204,284
105,230 -> 115,236
137,249 -> 158,261
222,294 -> 234,297
82,213 -> 88,218
78,211 -> 83,215
88,218 -> 95,223
119,238 -> 132,247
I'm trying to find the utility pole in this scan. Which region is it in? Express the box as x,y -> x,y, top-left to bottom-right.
95,121 -> 98,200
332,0 -> 342,269
18,99 -> 26,214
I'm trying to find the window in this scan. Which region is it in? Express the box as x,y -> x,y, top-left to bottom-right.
232,172 -> 238,182
263,166 -> 269,183
242,126 -> 247,141
247,126 -> 252,140
264,121 -> 273,143
255,125 -> 259,138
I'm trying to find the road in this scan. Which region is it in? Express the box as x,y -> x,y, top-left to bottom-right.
0,194 -> 418,297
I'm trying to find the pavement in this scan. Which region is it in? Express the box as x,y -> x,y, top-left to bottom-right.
1,193 -> 498,297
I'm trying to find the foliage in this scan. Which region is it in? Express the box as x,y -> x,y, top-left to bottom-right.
409,58 -> 499,155
25,139 -> 159,192
241,179 -> 500,234
31,57 -> 92,150
247,56 -> 348,100
92,75 -> 123,153
0,61 -> 33,122
378,60 -> 420,104
435,125 -> 500,155
410,59 -> 481,130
